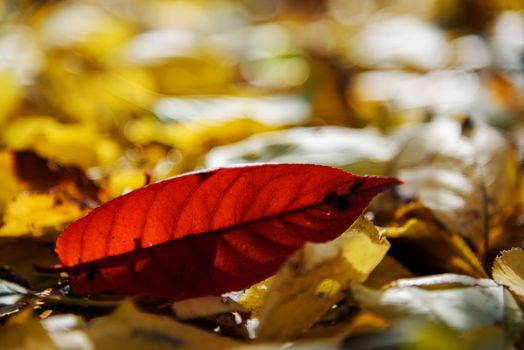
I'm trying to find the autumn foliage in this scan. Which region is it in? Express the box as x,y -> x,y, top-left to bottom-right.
1,1 -> 524,349
56,164 -> 399,299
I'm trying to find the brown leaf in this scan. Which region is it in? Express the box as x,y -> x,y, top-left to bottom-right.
254,216 -> 390,341
383,218 -> 488,278
392,118 -> 518,256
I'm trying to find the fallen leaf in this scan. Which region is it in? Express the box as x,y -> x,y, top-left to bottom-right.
0,278 -> 31,317
56,164 -> 400,300
364,255 -> 415,289
383,218 -> 487,278
206,126 -> 397,176
0,150 -> 24,211
0,307 -> 58,350
0,238 -> 59,290
106,167 -> 148,198
492,248 -> 524,299
392,118 -> 518,255
0,70 -> 21,127
172,296 -> 248,320
0,191 -> 86,238
349,274 -> 524,335
340,318 -> 469,350
11,151 -> 98,199
462,325 -> 517,350
12,150 -> 101,202
254,216 -> 390,341
238,277 -> 273,317
42,314 -> 92,350
125,117 -> 274,172
154,95 -> 310,126
86,300 -> 241,350
300,310 -> 389,342
3,116 -> 121,169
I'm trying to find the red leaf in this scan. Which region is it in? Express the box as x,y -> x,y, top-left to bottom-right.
55,164 -> 400,300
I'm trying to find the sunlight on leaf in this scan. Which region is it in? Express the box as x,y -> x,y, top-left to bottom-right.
238,277 -> 273,317
254,216 -> 390,341
3,116 -> 121,168
0,70 -> 21,127
0,150 -> 24,211
340,318 -> 469,350
106,167 -> 147,198
383,218 -> 487,278
0,192 -> 85,237
206,126 -> 397,176
393,118 -> 518,255
492,248 -> 524,299
0,308 -> 57,350
349,274 -> 524,336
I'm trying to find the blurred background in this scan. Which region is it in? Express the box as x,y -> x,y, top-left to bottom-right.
0,0 -> 523,202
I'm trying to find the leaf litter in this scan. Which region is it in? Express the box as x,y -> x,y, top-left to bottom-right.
1,1 -> 524,349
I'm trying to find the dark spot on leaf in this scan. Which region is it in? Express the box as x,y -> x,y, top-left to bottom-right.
349,179 -> 365,193
323,192 -> 350,211
323,192 -> 337,204
85,267 -> 99,282
197,172 -> 213,181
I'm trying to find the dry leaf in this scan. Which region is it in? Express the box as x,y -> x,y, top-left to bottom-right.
172,296 -> 248,320
0,307 -> 58,350
340,318 -> 469,350
254,216 -> 390,341
349,274 -> 524,335
3,116 -> 121,168
364,255 -> 415,289
0,150 -> 24,211
392,118 -> 518,255
0,192 -> 85,237
86,300 -> 242,350
0,238 -> 59,290
206,126 -> 397,176
492,248 -> 524,299
383,218 -> 487,278
238,277 -> 273,318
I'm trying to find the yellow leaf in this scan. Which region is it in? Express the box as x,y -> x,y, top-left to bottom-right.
0,151 -> 24,211
364,255 -> 415,289
0,70 -> 21,127
45,65 -> 156,126
492,247 -> 524,299
0,192 -> 85,237
3,116 -> 121,168
86,300 -> 241,350
35,2 -> 133,57
125,117 -> 274,171
0,307 -> 57,350
383,218 -> 487,278
255,216 -> 390,341
238,277 -> 273,317
107,167 -> 147,198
